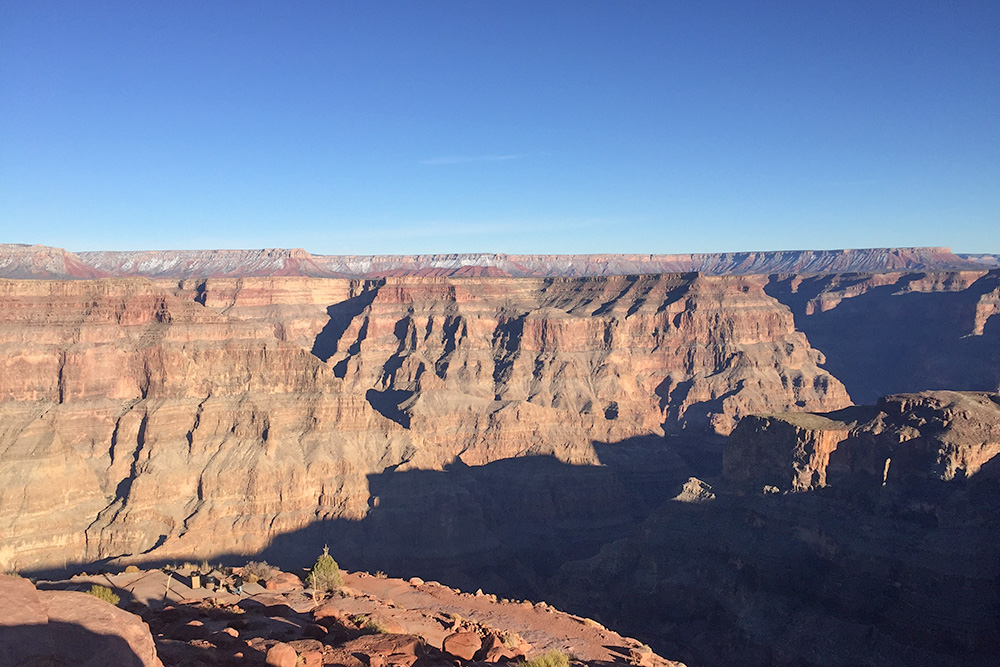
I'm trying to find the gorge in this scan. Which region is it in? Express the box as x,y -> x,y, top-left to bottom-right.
1,244 -> 999,666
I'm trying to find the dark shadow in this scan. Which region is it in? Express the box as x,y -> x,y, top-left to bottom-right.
259,445 -> 695,599
766,272 -> 1000,404
365,388 -> 413,428
23,431 -> 1000,667
310,286 -> 380,362
0,622 -> 147,666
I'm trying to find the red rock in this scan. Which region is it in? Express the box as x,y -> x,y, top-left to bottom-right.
443,630 -> 482,661
340,634 -> 423,667
266,641 -> 299,667
272,571 -> 304,591
312,600 -> 345,621
301,650 -> 324,667
302,623 -> 328,639
0,578 -> 163,667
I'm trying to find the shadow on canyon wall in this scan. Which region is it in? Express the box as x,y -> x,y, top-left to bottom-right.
545,456 -> 1000,667
23,438 -> 1000,667
766,274 -> 1000,404
310,287 -> 380,364
254,435 -> 704,599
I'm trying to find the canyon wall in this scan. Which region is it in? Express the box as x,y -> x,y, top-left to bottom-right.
551,391 -> 1000,667
3,244 -> 1000,666
766,270 -> 1000,403
0,272 -> 848,573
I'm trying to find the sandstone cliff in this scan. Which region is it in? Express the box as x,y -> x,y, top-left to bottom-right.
766,269 -> 1000,403
0,272 -> 849,573
725,391 -> 1000,493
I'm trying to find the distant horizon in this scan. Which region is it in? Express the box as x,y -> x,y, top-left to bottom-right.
3,241 -> 998,257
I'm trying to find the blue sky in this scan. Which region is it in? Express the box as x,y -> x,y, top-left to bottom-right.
2,1 -> 997,254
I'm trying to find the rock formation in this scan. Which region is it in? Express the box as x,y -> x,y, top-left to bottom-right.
766,269 -> 1000,403
0,270 -> 849,573
2,243 -> 1000,666
0,573 -> 163,666
23,566 -> 684,667
726,391 -> 1000,493
550,392 -> 1000,667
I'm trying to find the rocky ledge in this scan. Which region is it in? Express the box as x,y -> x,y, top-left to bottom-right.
1,567 -> 683,667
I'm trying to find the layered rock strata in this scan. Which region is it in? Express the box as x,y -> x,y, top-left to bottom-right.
725,391 -> 1000,493
766,269 -> 1000,403
0,272 -> 847,572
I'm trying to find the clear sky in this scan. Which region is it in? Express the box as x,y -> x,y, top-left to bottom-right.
2,1 -> 998,255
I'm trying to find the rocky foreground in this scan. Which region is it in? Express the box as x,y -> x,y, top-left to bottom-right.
1,566 -> 680,667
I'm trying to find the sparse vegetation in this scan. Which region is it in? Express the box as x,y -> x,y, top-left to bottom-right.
87,584 -> 120,606
350,613 -> 390,634
375,570 -> 387,579
306,545 -> 343,591
500,630 -> 524,650
520,650 -> 570,667
242,560 -> 277,584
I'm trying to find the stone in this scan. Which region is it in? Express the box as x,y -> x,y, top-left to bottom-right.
0,269 -> 854,570
301,650 -> 324,667
443,630 -> 482,661
265,641 -> 299,667
340,634 -> 423,667
0,577 -> 163,667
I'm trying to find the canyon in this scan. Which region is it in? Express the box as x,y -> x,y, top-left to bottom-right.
1,244 -> 999,666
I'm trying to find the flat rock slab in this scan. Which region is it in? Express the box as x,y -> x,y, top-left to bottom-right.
0,574 -> 163,667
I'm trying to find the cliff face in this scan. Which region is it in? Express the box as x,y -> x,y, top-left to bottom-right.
298,272 -> 848,449
766,269 -> 1000,403
0,278 -> 419,571
551,392 -> 1000,667
725,391 -> 1000,493
0,272 -> 847,572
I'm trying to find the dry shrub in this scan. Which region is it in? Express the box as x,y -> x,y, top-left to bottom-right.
242,561 -> 277,584
87,584 -> 120,606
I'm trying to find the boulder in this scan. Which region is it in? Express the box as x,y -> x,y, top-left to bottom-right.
341,634 -> 423,667
266,641 -> 299,667
443,630 -> 482,661
0,576 -> 163,667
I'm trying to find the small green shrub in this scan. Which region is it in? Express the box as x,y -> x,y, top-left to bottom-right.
306,545 -> 342,591
124,565 -> 140,574
87,584 -> 120,606
520,650 -> 570,667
